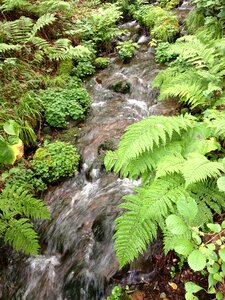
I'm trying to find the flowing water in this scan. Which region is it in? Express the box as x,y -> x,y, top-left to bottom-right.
0,9 -> 190,299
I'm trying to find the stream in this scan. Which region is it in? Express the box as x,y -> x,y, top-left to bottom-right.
0,4 -> 190,299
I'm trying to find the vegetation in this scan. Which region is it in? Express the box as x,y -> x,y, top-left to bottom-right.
104,0 -> 225,298
1,0 -> 225,298
116,40 -> 139,62
0,0 -> 124,254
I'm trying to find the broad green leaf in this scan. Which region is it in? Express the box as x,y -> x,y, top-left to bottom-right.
185,282 -> 203,294
183,123 -> 220,156
219,248 -> 225,262
188,250 -> 206,271
217,176 -> 225,192
213,273 -> 223,282
166,214 -> 188,235
216,292 -> 223,300
3,120 -> 20,136
177,197 -> 198,223
221,220 -> 225,228
221,262 -> 225,275
185,292 -> 199,300
207,223 -> 221,233
0,139 -> 23,164
208,273 -> 217,288
174,238 -> 193,256
207,263 -> 220,274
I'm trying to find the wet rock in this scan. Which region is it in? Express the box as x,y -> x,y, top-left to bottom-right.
137,35 -> 150,45
148,99 -> 181,116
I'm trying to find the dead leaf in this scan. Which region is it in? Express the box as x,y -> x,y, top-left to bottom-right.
169,282 -> 178,290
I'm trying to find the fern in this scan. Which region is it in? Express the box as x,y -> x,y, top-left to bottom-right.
105,114 -> 194,177
0,185 -> 50,254
181,153 -> 224,187
0,43 -> 21,53
0,0 -> 31,11
106,111 -> 225,267
4,219 -> 40,255
114,175 -> 187,266
31,13 -> 56,36
153,35 -> 225,109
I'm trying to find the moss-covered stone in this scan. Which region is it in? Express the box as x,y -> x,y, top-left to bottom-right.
110,80 -> 131,94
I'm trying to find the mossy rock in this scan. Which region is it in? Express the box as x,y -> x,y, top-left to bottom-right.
109,80 -> 131,94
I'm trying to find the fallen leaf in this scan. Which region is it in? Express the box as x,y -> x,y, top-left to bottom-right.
131,291 -> 145,300
169,282 -> 178,290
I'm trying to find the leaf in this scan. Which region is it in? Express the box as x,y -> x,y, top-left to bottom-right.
166,214 -> 188,235
219,248 -> 225,262
3,120 -> 20,136
217,176 -> 225,192
188,250 -> 206,271
174,238 -> 194,256
177,197 -> 198,223
216,292 -> 223,300
182,153 -> 224,187
213,273 -> 223,282
185,292 -> 199,300
185,282 -> 203,294
207,223 -> 221,233
0,140 -> 16,164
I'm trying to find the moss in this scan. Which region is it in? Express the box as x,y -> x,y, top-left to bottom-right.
110,81 -> 131,94
57,59 -> 74,76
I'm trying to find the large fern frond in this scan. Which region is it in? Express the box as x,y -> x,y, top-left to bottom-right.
0,185 -> 50,220
181,153 -> 224,187
0,43 -> 21,53
105,115 -> 194,176
0,17 -> 33,43
4,218 -> 40,255
31,13 -> 56,36
114,175 -> 187,266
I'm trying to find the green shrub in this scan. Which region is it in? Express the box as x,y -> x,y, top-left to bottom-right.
116,40 -> 139,62
159,0 -> 180,9
31,141 -> 80,184
94,57 -> 110,69
134,5 -> 179,42
72,4 -> 123,48
155,42 -> 178,63
72,59 -> 96,78
39,81 -> 91,128
2,162 -> 47,192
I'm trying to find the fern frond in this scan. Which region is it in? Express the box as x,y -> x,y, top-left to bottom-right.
189,180 -> 225,223
208,112 -> 225,139
0,185 -> 50,220
0,0 -> 31,11
181,153 -> 224,187
34,0 -> 71,15
166,35 -> 217,69
105,115 -> 194,176
4,218 -> 40,255
31,13 -> 56,36
156,154 -> 185,178
157,71 -> 207,109
0,43 -> 21,53
0,17 -> 33,43
114,175 -> 187,266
